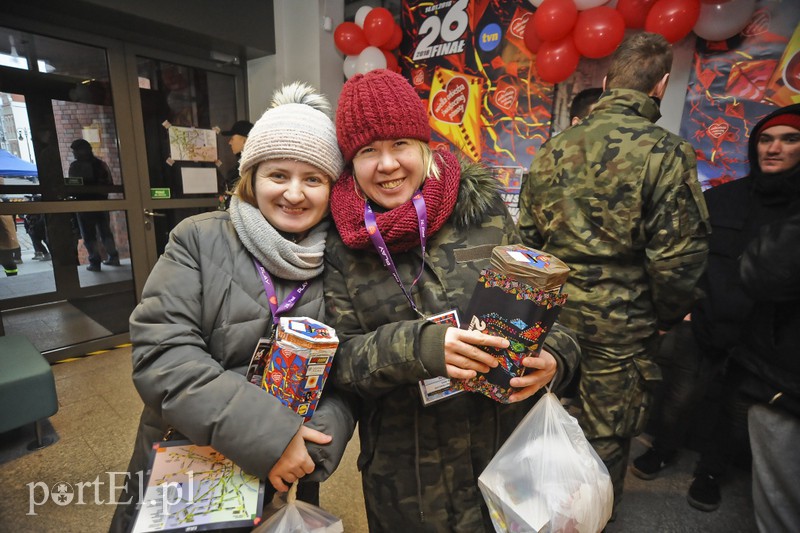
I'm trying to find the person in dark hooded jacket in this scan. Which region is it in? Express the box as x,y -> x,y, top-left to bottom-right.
735,114 -> 800,532
632,103 -> 800,513
324,69 -> 580,532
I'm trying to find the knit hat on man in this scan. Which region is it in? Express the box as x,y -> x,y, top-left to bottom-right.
336,69 -> 430,163
239,82 -> 343,180
756,112 -> 800,137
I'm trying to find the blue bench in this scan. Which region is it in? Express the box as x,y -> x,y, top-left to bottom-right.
0,334 -> 59,449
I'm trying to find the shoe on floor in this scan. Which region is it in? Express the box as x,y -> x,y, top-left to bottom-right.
687,473 -> 721,512
103,257 -> 121,266
630,447 -> 674,480
32,252 -> 44,260
42,253 -> 51,261
87,263 -> 101,272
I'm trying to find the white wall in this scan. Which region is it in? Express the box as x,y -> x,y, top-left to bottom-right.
247,0 -> 344,120
659,35 -> 694,134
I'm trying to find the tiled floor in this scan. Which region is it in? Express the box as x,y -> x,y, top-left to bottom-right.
0,346 -> 368,533
0,346 -> 758,532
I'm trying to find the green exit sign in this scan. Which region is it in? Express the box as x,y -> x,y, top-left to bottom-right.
150,188 -> 171,199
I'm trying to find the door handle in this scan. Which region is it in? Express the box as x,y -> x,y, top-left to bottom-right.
143,209 -> 166,217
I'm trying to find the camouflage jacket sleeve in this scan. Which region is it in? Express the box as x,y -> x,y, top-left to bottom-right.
541,322 -> 580,394
643,138 -> 710,329
323,246 -> 447,399
517,167 -> 545,249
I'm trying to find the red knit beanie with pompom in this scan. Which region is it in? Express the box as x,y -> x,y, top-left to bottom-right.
336,69 -> 431,164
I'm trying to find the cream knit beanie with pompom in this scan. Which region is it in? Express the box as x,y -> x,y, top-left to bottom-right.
239,82 -> 343,181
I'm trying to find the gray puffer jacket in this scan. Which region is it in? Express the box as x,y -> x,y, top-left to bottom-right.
110,210 -> 354,532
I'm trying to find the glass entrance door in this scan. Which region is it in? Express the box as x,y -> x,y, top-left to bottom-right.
127,53 -> 242,262
0,24 -> 244,361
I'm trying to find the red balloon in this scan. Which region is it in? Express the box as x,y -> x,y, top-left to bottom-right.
573,7 -> 625,58
382,49 -> 400,73
534,0 -> 579,42
381,23 -> 403,51
523,17 -> 543,53
645,0 -> 701,43
537,36 -> 581,84
615,0 -> 659,29
363,7 -> 395,48
334,22 -> 368,56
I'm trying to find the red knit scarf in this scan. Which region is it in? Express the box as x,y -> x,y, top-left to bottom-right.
331,150 -> 461,253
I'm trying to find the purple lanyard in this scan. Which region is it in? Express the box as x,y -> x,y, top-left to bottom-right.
252,258 -> 309,325
364,191 -> 427,316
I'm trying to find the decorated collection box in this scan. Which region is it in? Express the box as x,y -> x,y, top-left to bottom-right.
261,317 -> 338,421
455,245 -> 569,403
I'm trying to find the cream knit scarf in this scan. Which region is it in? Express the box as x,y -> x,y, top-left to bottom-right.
228,195 -> 327,281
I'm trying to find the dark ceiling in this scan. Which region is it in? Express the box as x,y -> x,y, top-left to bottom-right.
1,0 -> 275,62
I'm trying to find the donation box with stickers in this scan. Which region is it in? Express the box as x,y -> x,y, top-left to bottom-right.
455,245 -> 570,403
260,317 -> 338,421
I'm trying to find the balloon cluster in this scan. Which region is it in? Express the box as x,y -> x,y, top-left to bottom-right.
525,0 -> 626,84
525,0 -> 757,84
623,0 -> 756,43
333,6 -> 403,79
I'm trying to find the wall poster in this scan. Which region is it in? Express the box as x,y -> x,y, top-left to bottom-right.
400,0 -> 554,167
679,0 -> 800,189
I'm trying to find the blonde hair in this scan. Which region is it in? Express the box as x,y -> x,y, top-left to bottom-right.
416,140 -> 442,182
234,167 -> 257,207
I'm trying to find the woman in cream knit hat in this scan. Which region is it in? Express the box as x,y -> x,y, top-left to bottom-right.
109,83 -> 353,532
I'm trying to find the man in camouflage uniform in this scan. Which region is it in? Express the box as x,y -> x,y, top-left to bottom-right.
518,32 -> 710,511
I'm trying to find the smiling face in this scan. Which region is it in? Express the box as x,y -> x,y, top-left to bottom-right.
757,125 -> 800,174
254,159 -> 331,239
352,139 -> 426,210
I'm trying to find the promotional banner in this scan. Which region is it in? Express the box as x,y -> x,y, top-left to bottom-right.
679,0 -> 800,189
400,0 -> 553,173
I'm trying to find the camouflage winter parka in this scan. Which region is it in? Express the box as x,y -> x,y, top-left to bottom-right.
324,158 -> 580,532
519,88 -> 710,347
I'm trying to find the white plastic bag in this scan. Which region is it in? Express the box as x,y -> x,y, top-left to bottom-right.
478,391 -> 613,533
253,484 -> 343,533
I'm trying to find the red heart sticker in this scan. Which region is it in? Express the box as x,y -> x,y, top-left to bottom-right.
494,85 -> 518,114
431,76 -> 469,124
707,120 -> 729,140
509,12 -> 530,40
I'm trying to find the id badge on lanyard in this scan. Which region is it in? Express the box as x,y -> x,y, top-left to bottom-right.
244,258 -> 308,385
364,193 -> 464,405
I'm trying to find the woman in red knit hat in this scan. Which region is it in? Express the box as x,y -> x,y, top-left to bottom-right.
324,69 -> 580,532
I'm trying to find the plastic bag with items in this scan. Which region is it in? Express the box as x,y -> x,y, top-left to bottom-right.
479,391 -> 613,533
253,483 -> 343,533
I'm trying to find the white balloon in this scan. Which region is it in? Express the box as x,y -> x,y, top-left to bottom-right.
529,0 -> 544,7
693,0 -> 756,42
573,0 -> 609,9
354,6 -> 372,28
343,55 -> 359,79
356,46 -> 387,74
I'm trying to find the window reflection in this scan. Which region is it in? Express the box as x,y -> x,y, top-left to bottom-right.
0,27 -> 108,81
0,212 -> 55,298
137,57 -> 236,199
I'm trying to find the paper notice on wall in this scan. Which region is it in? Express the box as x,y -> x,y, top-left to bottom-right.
181,167 -> 218,194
